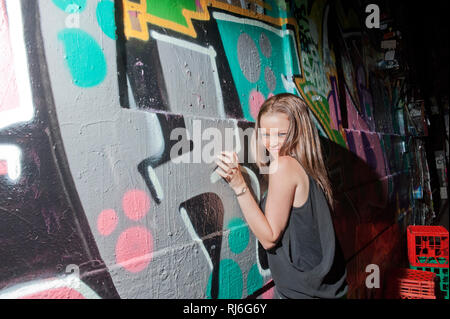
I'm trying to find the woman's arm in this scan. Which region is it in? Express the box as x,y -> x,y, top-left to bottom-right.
215,152 -> 298,250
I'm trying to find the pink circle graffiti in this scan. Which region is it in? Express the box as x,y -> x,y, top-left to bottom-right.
249,91 -> 274,120
249,90 -> 265,120
20,287 -> 85,299
122,189 -> 151,221
97,209 -> 119,236
115,226 -> 153,273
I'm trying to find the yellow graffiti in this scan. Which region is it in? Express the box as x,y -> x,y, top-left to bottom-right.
252,0 -> 272,11
123,0 -> 287,41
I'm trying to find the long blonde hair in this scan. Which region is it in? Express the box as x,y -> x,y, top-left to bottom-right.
252,93 -> 333,205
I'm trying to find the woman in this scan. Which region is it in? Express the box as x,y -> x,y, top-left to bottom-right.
215,93 -> 348,299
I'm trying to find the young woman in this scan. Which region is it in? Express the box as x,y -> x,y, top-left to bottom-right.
215,93 -> 348,299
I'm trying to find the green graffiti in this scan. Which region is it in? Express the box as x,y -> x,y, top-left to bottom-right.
246,264 -> 263,296
146,0 -> 197,27
58,29 -> 107,87
301,91 -> 347,147
96,0 -> 117,40
301,50 -> 331,98
292,0 -> 348,147
216,18 -> 301,121
52,0 -> 86,13
227,218 -> 249,255
206,259 -> 243,299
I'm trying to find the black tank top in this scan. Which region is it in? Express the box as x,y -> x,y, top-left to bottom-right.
260,174 -> 348,299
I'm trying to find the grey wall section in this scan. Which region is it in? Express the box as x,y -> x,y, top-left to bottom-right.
31,1 -> 264,299
28,0 -> 268,299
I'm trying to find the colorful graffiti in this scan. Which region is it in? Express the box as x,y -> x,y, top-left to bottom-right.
0,0 -> 413,299
0,0 -> 119,299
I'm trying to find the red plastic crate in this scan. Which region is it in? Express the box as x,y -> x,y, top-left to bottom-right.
396,287 -> 436,299
407,225 -> 449,268
392,268 -> 436,286
386,268 -> 437,299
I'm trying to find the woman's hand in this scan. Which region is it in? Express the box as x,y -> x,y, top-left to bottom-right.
214,151 -> 246,193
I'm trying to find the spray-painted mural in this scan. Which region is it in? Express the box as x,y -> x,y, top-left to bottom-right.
0,0 -> 413,299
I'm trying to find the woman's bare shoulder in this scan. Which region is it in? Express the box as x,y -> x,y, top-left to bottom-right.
269,156 -> 304,182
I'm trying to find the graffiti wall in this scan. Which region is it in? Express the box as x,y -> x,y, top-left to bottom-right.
0,0 -> 411,299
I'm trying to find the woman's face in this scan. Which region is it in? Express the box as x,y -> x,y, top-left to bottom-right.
259,112 -> 290,158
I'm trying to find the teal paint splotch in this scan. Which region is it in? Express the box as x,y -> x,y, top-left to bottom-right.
206,259 -> 243,299
227,218 -> 249,255
58,29 -> 107,87
52,0 -> 86,13
247,264 -> 263,296
216,18 -> 301,121
96,0 -> 117,40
